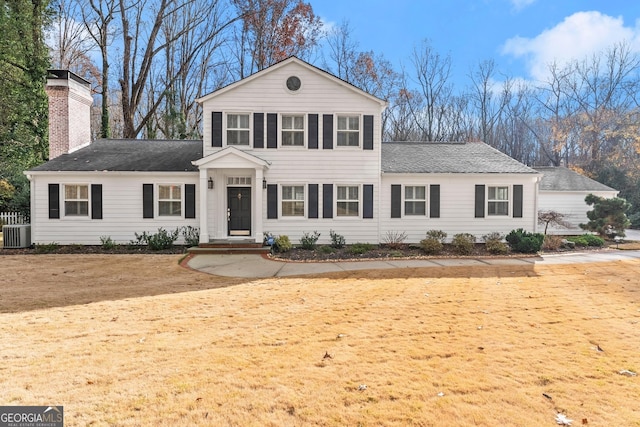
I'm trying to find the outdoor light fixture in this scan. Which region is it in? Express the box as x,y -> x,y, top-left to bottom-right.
262,177 -> 267,189
208,177 -> 214,189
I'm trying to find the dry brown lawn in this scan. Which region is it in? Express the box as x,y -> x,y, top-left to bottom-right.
1,254 -> 640,426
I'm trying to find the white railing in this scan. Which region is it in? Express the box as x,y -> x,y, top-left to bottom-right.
0,212 -> 27,225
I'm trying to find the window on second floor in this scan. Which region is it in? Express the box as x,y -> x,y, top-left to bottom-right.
227,113 -> 250,146
405,186 -> 426,215
488,186 -> 509,216
282,115 -> 304,146
337,115 -> 360,147
64,184 -> 89,216
158,184 -> 182,216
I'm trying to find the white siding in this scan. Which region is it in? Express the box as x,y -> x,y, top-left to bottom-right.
379,173 -> 539,243
30,172 -> 199,245
538,190 -> 618,235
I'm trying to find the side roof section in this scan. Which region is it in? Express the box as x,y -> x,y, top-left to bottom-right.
535,166 -> 617,192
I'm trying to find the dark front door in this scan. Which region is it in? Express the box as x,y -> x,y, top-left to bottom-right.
227,187 -> 251,236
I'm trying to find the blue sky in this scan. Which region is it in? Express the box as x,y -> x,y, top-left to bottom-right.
313,0 -> 640,88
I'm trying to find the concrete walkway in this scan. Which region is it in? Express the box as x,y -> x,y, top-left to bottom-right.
186,248 -> 640,278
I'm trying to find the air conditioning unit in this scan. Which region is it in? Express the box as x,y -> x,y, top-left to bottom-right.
2,224 -> 31,249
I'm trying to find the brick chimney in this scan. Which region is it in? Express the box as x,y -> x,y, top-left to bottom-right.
45,70 -> 93,159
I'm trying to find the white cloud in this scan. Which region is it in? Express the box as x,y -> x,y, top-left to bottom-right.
510,0 -> 536,12
502,11 -> 640,82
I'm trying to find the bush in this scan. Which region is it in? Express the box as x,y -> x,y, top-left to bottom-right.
319,245 -> 335,254
483,232 -> 508,255
420,230 -> 447,255
299,231 -> 321,250
133,228 -> 180,251
329,229 -> 346,249
506,228 -> 544,253
567,234 -> 604,248
542,235 -> 563,251
348,243 -> 374,255
35,242 -> 59,254
381,231 -> 408,249
273,235 -> 292,253
100,236 -> 116,250
451,233 -> 476,255
629,212 -> 640,229
181,226 -> 200,247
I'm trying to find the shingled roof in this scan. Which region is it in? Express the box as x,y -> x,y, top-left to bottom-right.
535,166 -> 617,192
29,139 -> 202,172
382,141 -> 538,174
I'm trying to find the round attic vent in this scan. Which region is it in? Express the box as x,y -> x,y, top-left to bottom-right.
286,76 -> 301,92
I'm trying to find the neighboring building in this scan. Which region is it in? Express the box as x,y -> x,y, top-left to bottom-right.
26,57 -> 542,246
536,166 -> 619,235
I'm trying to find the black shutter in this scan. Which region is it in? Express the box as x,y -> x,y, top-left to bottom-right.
363,184 -> 374,218
267,113 -> 277,148
323,114 -> 333,149
308,114 -> 318,149
91,184 -> 103,220
475,185 -> 485,218
212,112 -> 222,147
267,184 -> 278,219
513,184 -> 523,218
185,184 -> 196,219
323,184 -> 333,218
253,113 -> 264,148
391,184 -> 401,218
143,184 -> 154,218
429,184 -> 440,218
308,184 -> 318,218
363,115 -> 374,150
48,184 -> 60,219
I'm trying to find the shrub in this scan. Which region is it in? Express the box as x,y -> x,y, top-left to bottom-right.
581,194 -> 630,238
483,232 -> 508,255
348,243 -> 374,255
134,228 -> 180,251
506,228 -> 544,253
542,235 -> 563,251
567,234 -> 604,248
329,229 -> 346,249
181,226 -> 200,247
420,230 -> 447,255
274,235 -> 292,253
35,242 -> 59,254
100,236 -> 116,250
451,233 -> 476,255
319,245 -> 335,254
299,231 -> 321,250
381,231 -> 408,249
629,212 -> 640,229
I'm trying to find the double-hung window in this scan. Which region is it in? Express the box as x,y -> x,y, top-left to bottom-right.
488,186 -> 509,216
405,186 -> 426,215
337,185 -> 359,216
159,185 -> 182,216
282,185 -> 305,216
64,184 -> 89,216
337,116 -> 360,147
227,113 -> 250,146
282,115 -> 304,146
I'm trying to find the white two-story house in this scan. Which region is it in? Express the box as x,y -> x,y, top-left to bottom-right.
26,57 -> 541,246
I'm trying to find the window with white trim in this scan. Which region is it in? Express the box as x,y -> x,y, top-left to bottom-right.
337,115 -> 360,147
488,186 -> 509,216
282,115 -> 304,146
64,184 -> 89,216
405,186 -> 426,215
282,185 -> 305,216
337,185 -> 359,216
227,113 -> 250,145
158,184 -> 182,216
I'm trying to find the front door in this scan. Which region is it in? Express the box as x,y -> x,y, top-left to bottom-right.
227,187 -> 251,236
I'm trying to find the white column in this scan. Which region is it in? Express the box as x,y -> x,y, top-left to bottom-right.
198,167 -> 209,243
254,167 -> 264,244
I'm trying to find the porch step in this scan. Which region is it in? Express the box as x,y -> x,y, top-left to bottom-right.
188,240 -> 271,255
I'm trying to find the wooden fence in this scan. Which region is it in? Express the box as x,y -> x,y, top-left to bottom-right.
0,212 -> 27,225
